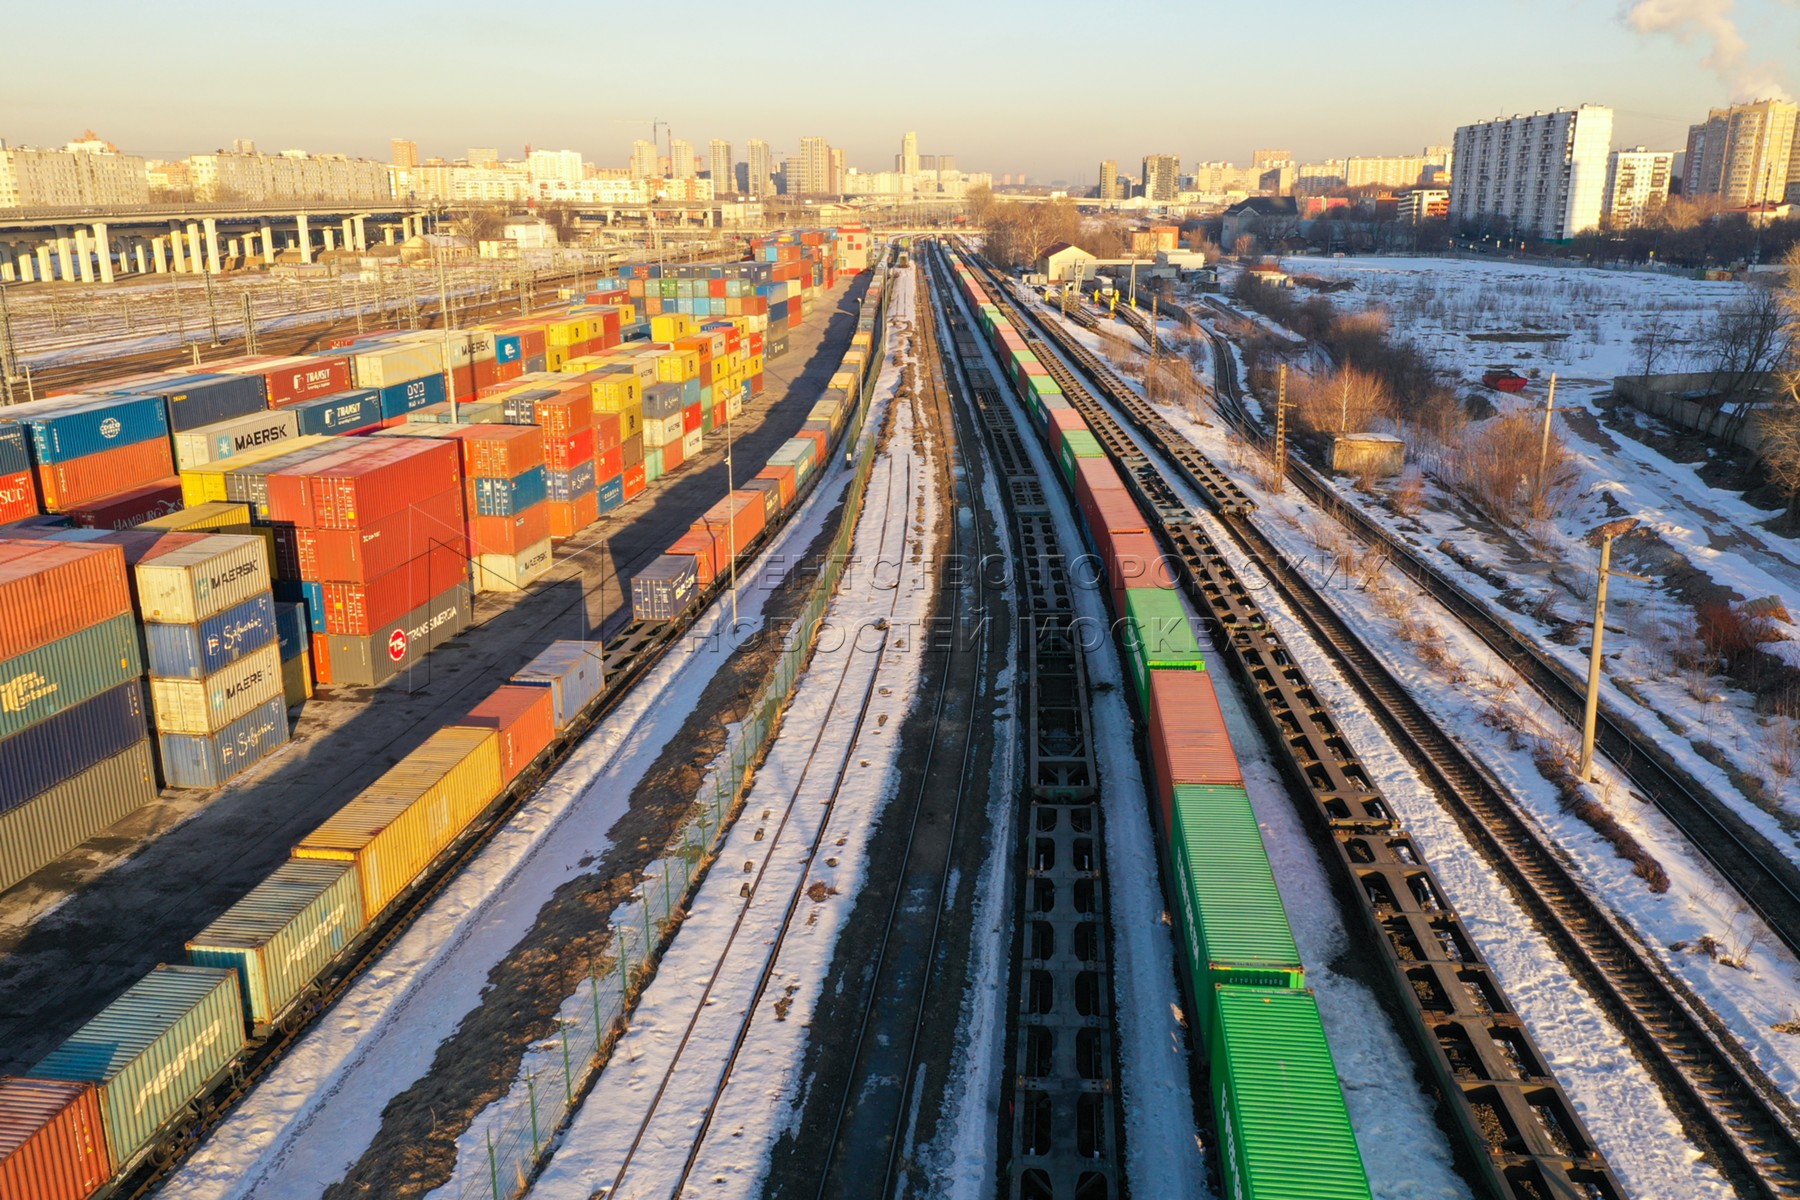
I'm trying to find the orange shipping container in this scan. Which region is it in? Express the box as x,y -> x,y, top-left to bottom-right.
456,685 -> 555,783
701,493 -> 764,560
35,439 -> 175,512
755,463 -> 796,507
468,507 -> 551,557
669,530 -> 721,584
0,1076 -> 113,1200
548,492 -> 598,539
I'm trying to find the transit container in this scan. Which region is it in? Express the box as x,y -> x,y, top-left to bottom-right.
185,859 -> 363,1032
467,507 -> 550,557
470,467 -> 548,517
511,641 -> 607,728
277,487 -> 464,583
318,585 -> 470,688
216,354 -> 352,408
473,538 -> 553,594
287,389 -> 382,436
1209,986 -> 1371,1200
173,409 -> 300,469
0,612 -> 142,739
376,373 -> 447,422
0,681 -> 147,818
1121,588 -> 1206,707
700,494 -> 764,560
629,554 -> 699,624
321,542 -> 469,636
143,592 -> 278,679
156,695 -> 289,788
0,1076 -> 113,1200
36,438 -> 175,512
29,965 -> 246,1171
1148,670 -> 1242,829
147,642 -> 283,735
64,479 -> 184,530
134,534 -> 270,624
755,464 -> 797,507
20,395 -> 169,465
1057,430 -> 1105,491
456,685 -> 556,782
268,439 -> 460,531
137,501 -> 257,537
131,373 -> 268,433
293,727 -> 501,922
1170,786 -> 1305,1051
0,739 -> 156,892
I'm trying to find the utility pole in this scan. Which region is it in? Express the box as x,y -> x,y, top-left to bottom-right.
1339,370 -> 1350,434
201,267 -> 221,345
1537,372 -> 1558,498
726,395 -> 739,629
1273,362 -> 1290,492
242,293 -> 258,355
436,247 -> 458,423
0,286 -> 18,407
1580,517 -> 1645,779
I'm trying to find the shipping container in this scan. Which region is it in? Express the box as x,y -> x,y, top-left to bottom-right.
629,554 -> 699,624
134,534 -> 269,625
0,1076 -> 112,1200
548,492 -> 600,537
64,479 -> 184,531
470,466 -> 548,518
1209,986 -> 1371,1200
755,464 -> 797,508
1148,669 -> 1243,820
185,859 -> 362,1032
20,395 -> 169,465
351,343 -> 443,390
0,612 -> 141,739
511,641 -> 606,728
0,468 -> 35,524
156,695 -> 289,788
179,435 -> 336,507
545,460 -> 597,501
29,965 -> 245,1170
173,409 -> 300,470
36,438 -> 174,513
143,592 -> 277,679
0,682 -> 148,818
318,585 -> 470,688
131,373 -> 268,433
376,373 -> 447,422
1057,430 -> 1106,491
147,643 -> 283,735
0,739 -> 156,892
137,501 -> 257,537
293,727 -> 501,922
321,542 -> 468,636
287,388 -> 382,436
268,438 -> 460,531
216,354 -> 352,408
1120,588 -> 1205,706
279,645 -> 313,708
277,487 -> 464,584
456,685 -> 556,782
467,506 -> 550,557
473,539 -> 553,594
700,493 -> 764,560
1105,530 -> 1176,613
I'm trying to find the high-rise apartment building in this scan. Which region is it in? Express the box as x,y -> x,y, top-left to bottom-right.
829,146 -> 846,194
899,131 -> 920,177
527,148 -> 584,183
1252,148 -> 1293,170
390,138 -> 419,169
1449,105 -> 1613,239
231,138 -> 257,156
669,139 -> 695,178
629,139 -> 660,180
1098,159 -> 1120,200
467,147 -> 499,168
1682,99 -> 1797,206
1142,154 -> 1180,201
748,139 -> 773,197
0,137 -> 149,209
709,139 -> 732,184
1603,147 -> 1674,228
797,136 -> 832,195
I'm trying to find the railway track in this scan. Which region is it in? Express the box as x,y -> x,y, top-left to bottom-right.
987,257 -> 1800,1198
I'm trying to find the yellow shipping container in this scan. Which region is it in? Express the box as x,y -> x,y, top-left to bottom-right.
748,354 -> 765,375
139,501 -> 254,533
546,347 -> 569,372
650,314 -> 695,342
559,355 -> 609,374
851,331 -> 873,350
544,319 -> 583,348
828,371 -> 858,393
655,349 -> 699,384
592,368 -> 644,411
281,647 -> 313,707
294,727 -> 502,923
179,435 -> 335,505
614,401 -> 644,441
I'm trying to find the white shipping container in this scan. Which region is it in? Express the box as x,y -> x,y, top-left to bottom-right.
680,427 -> 703,460
135,534 -> 271,624
149,642 -> 284,734
351,343 -> 444,389
473,538 -> 554,594
389,329 -> 497,365
174,410 -> 301,469
643,413 -> 686,449
726,393 -> 744,421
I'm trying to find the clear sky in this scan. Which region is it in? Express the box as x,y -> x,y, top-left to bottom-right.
5,0 -> 1798,181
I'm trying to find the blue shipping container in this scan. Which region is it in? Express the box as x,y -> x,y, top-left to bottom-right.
0,421 -> 28,474
511,641 -> 605,728
23,395 -> 170,465
289,389 -> 382,436
378,373 -> 447,421
546,460 -> 597,501
598,477 -> 624,512
128,373 -> 268,432
157,695 -> 289,788
143,592 -> 278,680
271,580 -> 326,631
472,466 -> 548,517
273,601 -> 309,661
494,334 -> 522,364
0,681 -> 148,816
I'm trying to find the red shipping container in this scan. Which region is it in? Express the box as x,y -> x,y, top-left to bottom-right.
473,360 -> 499,392
444,424 -> 544,478
755,463 -> 796,507
534,393 -> 592,437
1084,487 -> 1150,567
494,359 -> 525,383
514,328 -> 547,358
622,463 -> 647,500
67,478 -> 183,530
594,446 -> 623,484
681,404 -> 702,435
0,541 -> 131,659
218,354 -> 352,407
278,487 -> 466,582
669,530 -> 721,585
592,412 -> 622,454
457,685 -> 555,782
711,403 -> 727,431
469,505 -> 550,556
662,435 -> 685,472
0,1076 -> 113,1200
1073,457 -> 1129,523
322,541 -> 468,636
0,470 -> 38,523
794,428 -> 828,464
36,438 -> 174,513
311,632 -> 332,684
1147,669 -> 1241,832
544,427 -> 595,472
269,439 -> 461,530
1047,409 -> 1087,439
548,492 -> 598,539
699,494 -> 764,560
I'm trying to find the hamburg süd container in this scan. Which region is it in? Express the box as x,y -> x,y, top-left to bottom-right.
147,642 -> 284,735
0,739 -> 157,892
133,534 -> 270,625
0,1076 -> 113,1200
156,694 -> 289,789
510,641 -> 606,729
0,681 -> 148,817
143,591 -> 278,680
1209,986 -> 1372,1200
186,859 -> 363,1032
28,964 -> 246,1172
629,554 -> 699,624
0,612 -> 142,739
65,479 -> 183,530
456,684 -> 556,782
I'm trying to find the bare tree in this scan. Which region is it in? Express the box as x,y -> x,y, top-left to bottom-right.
1761,245 -> 1800,519
1632,304 -> 1677,379
1701,284 -> 1792,436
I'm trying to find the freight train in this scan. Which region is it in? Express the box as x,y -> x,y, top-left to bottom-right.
0,260 -> 890,1200
940,242 -> 1373,1200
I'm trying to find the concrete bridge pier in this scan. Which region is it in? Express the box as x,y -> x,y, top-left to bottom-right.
296,213 -> 312,263
94,223 -> 114,283
260,220 -> 275,264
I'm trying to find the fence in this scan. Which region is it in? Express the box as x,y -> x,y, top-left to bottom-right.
457,263 -> 894,1200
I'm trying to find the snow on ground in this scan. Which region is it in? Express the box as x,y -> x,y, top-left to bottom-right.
525,271 -> 933,1200
166,378 -> 867,1200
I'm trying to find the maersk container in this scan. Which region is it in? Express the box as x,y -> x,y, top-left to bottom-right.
1210,986 -> 1371,1200
143,592 -> 277,680
473,538 -> 553,595
156,694 -> 289,788
186,859 -> 363,1031
320,585 -> 470,688
147,642 -> 283,735
287,388 -> 382,436
0,739 -> 156,892
0,1076 -> 113,1200
293,727 -> 501,922
511,641 -> 606,728
0,681 -> 147,817
133,534 -> 269,625
28,965 -> 246,1173
0,612 -> 141,740
377,373 -> 447,422
471,466 -> 548,517
546,460 -> 597,501
173,409 -> 300,469
1121,588 -> 1205,708
21,395 -> 169,465
131,373 -> 268,433
629,554 -> 698,624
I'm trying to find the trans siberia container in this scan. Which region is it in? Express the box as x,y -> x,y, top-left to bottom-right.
629,554 -> 699,623
157,695 -> 289,788
0,1076 -> 113,1200
133,534 -> 270,625
287,388 -> 382,436
321,541 -> 469,635
29,964 -> 246,1172
1120,588 -> 1205,708
1209,986 -> 1371,1200
20,394 -> 169,465
126,373 -> 268,433
511,641 -> 606,728
0,740 -> 156,891
0,612 -> 142,739
317,586 -> 470,688
173,409 -> 300,469
474,537 -> 552,594
293,726 -> 502,922
456,684 -> 556,782
186,859 -> 363,1032
143,592 -> 277,679
0,682 -> 148,816
147,642 -> 283,735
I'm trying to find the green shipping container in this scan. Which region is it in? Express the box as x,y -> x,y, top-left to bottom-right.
1121,588 -> 1205,707
0,613 -> 143,739
1169,785 -> 1304,1050
30,965 -> 246,1171
187,859 -> 364,1031
1057,430 -> 1105,491
0,740 -> 157,892
1210,986 -> 1372,1200
1026,375 -> 1063,398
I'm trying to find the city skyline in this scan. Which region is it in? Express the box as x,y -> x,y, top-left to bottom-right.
5,0 -> 1798,180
